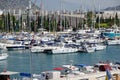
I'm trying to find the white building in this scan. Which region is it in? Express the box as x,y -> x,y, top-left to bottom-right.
102,11 -> 120,19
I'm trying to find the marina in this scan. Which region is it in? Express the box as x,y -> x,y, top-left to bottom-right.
0,27 -> 119,80
0,0 -> 120,79
0,45 -> 119,79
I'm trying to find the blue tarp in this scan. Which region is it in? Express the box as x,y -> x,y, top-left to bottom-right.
115,62 -> 120,65
74,64 -> 87,67
20,73 -> 31,77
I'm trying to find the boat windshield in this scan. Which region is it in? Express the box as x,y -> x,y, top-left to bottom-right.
14,41 -> 22,44
105,29 -> 113,32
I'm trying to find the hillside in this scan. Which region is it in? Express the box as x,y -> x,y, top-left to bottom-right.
104,5 -> 120,11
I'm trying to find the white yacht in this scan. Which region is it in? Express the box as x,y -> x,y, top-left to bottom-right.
48,43 -> 78,54
91,44 -> 106,51
6,41 -> 25,51
107,39 -> 120,45
31,46 -> 45,53
79,43 -> 95,53
51,46 -> 78,54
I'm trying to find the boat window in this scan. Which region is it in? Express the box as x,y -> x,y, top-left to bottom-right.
105,29 -> 112,32
14,41 -> 21,44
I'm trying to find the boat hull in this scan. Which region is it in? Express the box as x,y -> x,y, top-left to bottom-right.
51,48 -> 78,54
6,46 -> 25,51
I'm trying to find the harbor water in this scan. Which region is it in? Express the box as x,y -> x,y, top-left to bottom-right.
0,45 -> 120,74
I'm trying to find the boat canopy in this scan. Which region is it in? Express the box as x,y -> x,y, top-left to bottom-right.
20,73 -> 31,77
115,62 -> 120,65
74,64 -> 87,67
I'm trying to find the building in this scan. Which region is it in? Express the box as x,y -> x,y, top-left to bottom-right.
97,10 -> 120,19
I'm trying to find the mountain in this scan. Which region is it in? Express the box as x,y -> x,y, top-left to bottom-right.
104,5 -> 120,11
0,0 -> 39,10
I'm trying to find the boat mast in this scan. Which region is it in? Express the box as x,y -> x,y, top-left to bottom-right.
19,9 -> 22,32
93,0 -> 96,30
29,0 -> 32,32
80,0 -> 83,30
114,5 -> 117,29
40,0 -> 43,32
60,0 -> 62,31
29,1 -> 32,79
98,2 -> 100,30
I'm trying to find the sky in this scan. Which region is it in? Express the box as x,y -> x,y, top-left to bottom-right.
33,0 -> 120,11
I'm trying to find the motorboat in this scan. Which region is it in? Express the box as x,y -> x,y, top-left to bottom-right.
51,46 -> 78,54
78,42 -> 95,53
0,53 -> 8,60
49,43 -> 78,54
6,41 -> 25,51
90,43 -> 106,51
107,39 -> 120,45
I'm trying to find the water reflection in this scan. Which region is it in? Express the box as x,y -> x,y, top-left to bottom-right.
0,60 -> 8,72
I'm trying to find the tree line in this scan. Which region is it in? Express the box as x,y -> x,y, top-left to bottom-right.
0,11 -> 120,32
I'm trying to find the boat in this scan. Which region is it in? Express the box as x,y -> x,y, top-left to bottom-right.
90,43 -> 106,51
31,46 -> 45,53
31,44 -> 50,53
0,53 -> 8,60
51,47 -> 78,54
31,43 -> 59,53
32,62 -> 120,80
6,40 -> 26,51
47,43 -> 78,54
0,42 -> 7,50
101,25 -> 120,39
79,47 -> 95,53
106,39 -> 120,45
78,42 -> 95,53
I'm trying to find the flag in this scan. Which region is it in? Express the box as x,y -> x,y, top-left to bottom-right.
105,69 -> 112,80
